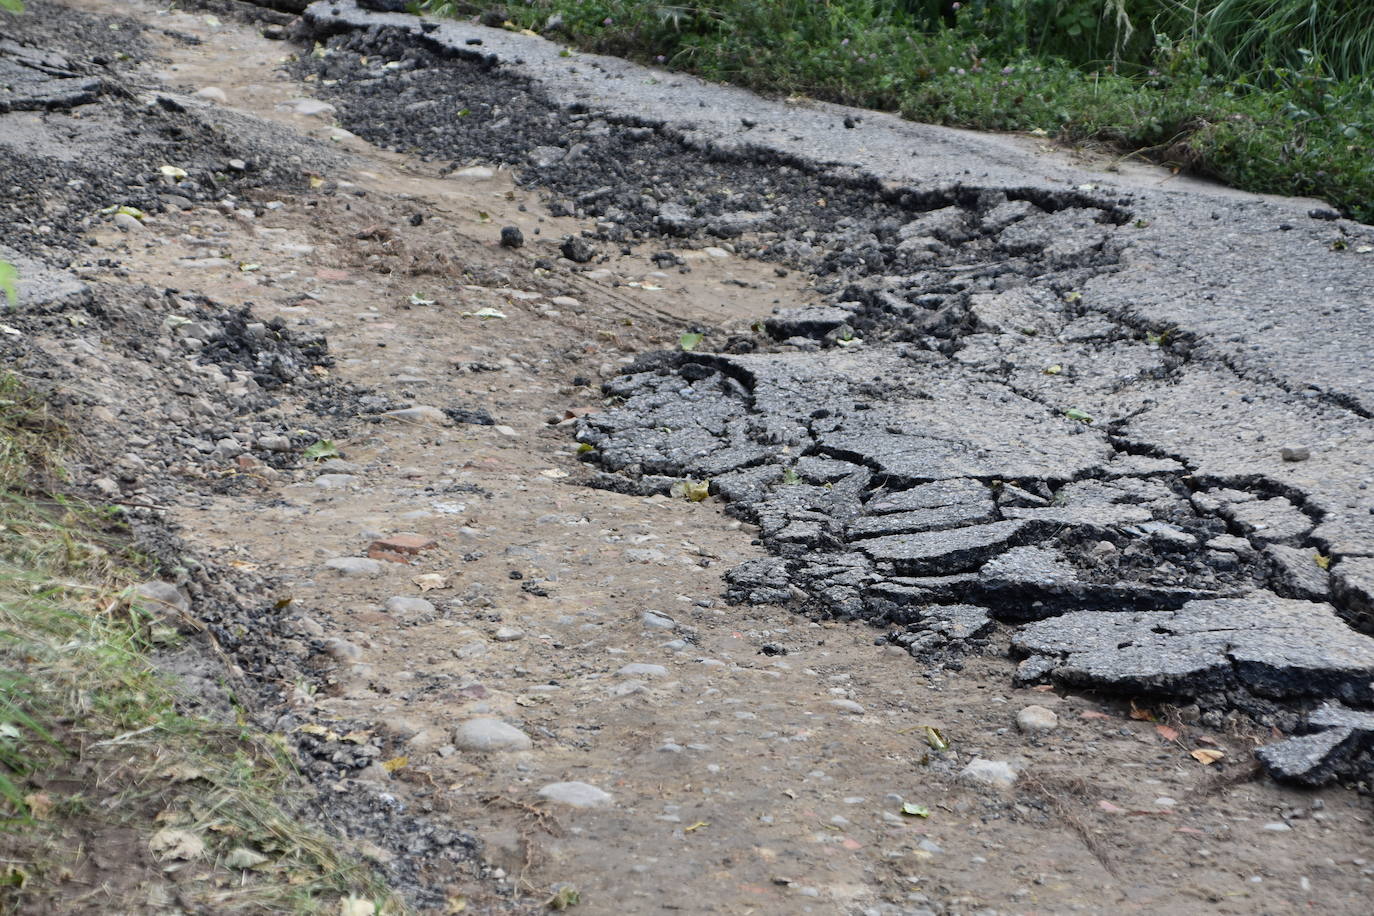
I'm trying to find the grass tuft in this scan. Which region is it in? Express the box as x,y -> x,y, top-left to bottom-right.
421,1 -> 1374,221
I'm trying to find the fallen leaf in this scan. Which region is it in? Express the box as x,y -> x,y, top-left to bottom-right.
684,821 -> 709,832
1190,748 -> 1225,765
1081,710 -> 1112,720
408,293 -> 436,306
149,827 -> 205,860
670,479 -> 710,502
900,802 -> 930,818
159,165 -> 187,180
342,730 -> 372,744
224,847 -> 269,869
546,885 -> 580,910
463,307 -> 506,320
413,573 -> 449,591
1064,407 -> 1094,424
1155,724 -> 1181,742
339,898 -> 376,916
1031,684 -> 1054,693
1097,800 -> 1125,814
540,468 -> 570,479
161,762 -> 208,783
302,439 -> 340,461
1129,702 -> 1155,721
382,756 -> 408,773
923,726 -> 949,751
23,792 -> 53,820
679,331 -> 704,351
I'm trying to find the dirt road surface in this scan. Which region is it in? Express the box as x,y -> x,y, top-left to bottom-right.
2,0 -> 1373,913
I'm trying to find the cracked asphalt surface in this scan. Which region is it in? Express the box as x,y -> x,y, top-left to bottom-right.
304,0 -> 1374,784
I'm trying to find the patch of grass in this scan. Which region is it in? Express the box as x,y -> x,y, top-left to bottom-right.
419,1 -> 1374,221
0,373 -> 398,913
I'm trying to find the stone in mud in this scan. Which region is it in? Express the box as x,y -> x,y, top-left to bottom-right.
132,581 -> 190,621
384,596 -> 435,616
538,781 -> 613,808
560,236 -> 595,263
959,759 -> 1017,789
452,719 -> 532,752
1016,705 -> 1059,733
499,226 -> 524,248
1012,593 -> 1374,705
724,556 -> 793,605
325,557 -> 383,577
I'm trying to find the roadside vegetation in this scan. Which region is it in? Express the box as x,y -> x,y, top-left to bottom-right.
0,373 -> 395,913
418,0 -> 1374,222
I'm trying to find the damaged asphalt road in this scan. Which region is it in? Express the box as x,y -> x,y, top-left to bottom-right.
300,0 -> 1374,788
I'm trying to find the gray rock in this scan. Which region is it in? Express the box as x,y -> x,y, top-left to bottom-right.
385,596 -> 436,616
641,611 -> 676,629
1015,704 -> 1059,733
538,781 -> 613,808
493,627 -> 525,642
132,581 -> 190,620
617,663 -> 668,678
560,236 -> 595,263
382,405 -> 448,424
325,557 -> 383,577
959,758 -> 1017,789
1280,445 -> 1311,462
452,719 -> 532,752
829,699 -> 865,715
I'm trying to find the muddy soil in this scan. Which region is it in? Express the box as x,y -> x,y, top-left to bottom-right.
3,1 -> 1373,913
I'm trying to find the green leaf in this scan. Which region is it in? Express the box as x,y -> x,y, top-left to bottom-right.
923,726 -> 948,751
900,802 -> 931,818
679,332 -> 704,351
780,468 -> 801,485
0,260 -> 17,308
1063,407 -> 1093,424
302,439 -> 339,461
0,0 -> 25,14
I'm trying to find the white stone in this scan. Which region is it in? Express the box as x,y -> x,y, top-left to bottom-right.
829,699 -> 865,715
641,611 -> 676,629
325,557 -> 382,578
383,405 -> 447,424
617,663 -> 668,678
959,758 -> 1018,789
453,166 -> 495,180
452,719 -> 531,752
314,473 -> 357,489
113,212 -> 144,233
194,87 -> 228,103
538,781 -> 613,808
290,98 -> 336,118
1016,704 -> 1059,733
493,627 -> 525,642
384,596 -> 435,616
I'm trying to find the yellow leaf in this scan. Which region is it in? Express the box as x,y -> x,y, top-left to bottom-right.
23,792 -> 54,820
309,175 -> 324,188
342,730 -> 372,744
1315,554 -> 1331,570
298,724 -> 330,737
684,821 -> 709,832
1190,748 -> 1225,765
382,756 -> 408,773
413,573 -> 449,591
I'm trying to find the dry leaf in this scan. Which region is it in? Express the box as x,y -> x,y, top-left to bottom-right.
382,756 -> 408,773
149,827 -> 206,860
1097,800 -> 1125,814
684,821 -> 709,832
413,573 -> 449,591
1155,724 -> 1181,742
339,898 -> 376,916
23,792 -> 54,820
1129,702 -> 1155,721
1190,748 -> 1225,765
1081,710 -> 1112,720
